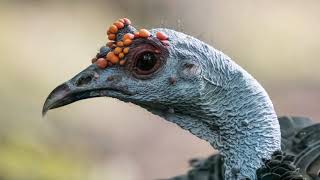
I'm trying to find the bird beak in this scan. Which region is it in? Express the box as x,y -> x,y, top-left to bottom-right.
42,64 -> 132,116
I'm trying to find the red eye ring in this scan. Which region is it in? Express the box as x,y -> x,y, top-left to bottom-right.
124,38 -> 168,79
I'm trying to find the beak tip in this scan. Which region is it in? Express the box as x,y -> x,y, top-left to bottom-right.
42,99 -> 50,117
42,83 -> 71,117
42,108 -> 47,117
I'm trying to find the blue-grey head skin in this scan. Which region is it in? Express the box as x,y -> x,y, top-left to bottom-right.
43,27 -> 281,180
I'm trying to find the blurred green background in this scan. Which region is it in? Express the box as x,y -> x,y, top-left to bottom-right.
0,0 -> 319,179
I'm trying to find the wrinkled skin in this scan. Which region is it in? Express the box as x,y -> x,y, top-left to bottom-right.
43,28 -> 281,180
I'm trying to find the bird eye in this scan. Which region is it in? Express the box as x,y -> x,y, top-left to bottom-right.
133,51 -> 160,76
126,38 -> 168,78
136,52 -> 157,71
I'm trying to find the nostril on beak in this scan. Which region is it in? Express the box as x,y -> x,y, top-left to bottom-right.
76,74 -> 93,87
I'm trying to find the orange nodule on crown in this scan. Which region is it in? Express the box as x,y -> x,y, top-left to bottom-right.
139,29 -> 151,38
114,21 -> 124,29
156,31 -> 168,40
123,18 -> 131,25
94,18 -> 169,69
123,39 -> 132,46
106,52 -> 120,64
123,47 -> 130,54
109,25 -> 118,33
119,52 -> 125,59
116,41 -> 124,47
119,59 -> 126,65
114,47 -> 122,55
123,33 -> 135,40
96,58 -> 108,68
134,31 -> 140,38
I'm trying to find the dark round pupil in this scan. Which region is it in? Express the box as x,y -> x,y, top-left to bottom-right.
136,52 -> 157,71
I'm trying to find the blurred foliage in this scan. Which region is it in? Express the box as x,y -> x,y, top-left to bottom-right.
0,135 -> 87,180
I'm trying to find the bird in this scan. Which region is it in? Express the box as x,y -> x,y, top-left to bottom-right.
42,18 -> 320,180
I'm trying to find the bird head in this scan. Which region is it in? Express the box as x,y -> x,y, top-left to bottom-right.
43,19 -> 221,121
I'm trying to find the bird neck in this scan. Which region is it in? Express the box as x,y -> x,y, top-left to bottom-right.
159,76 -> 281,180
198,58 -> 281,179
207,93 -> 281,180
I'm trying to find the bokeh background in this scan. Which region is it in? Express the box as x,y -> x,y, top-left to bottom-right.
0,0 -> 319,179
